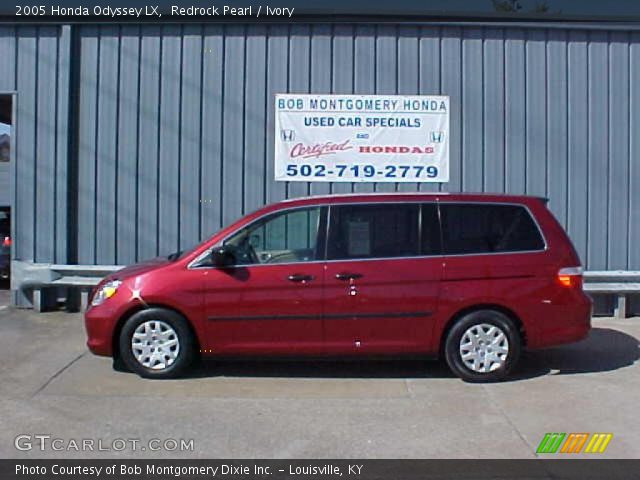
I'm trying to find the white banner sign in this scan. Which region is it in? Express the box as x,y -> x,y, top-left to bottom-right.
274,94 -> 449,183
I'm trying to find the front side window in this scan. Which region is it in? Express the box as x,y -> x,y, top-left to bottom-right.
224,207 -> 321,265
327,204 -> 420,260
440,204 -> 545,255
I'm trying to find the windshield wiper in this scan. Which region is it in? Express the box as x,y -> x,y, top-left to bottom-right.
167,251 -> 182,261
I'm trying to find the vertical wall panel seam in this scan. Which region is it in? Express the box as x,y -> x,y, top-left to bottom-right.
285,24 -> 290,199
606,30 -> 612,269
544,29 -> 550,198
155,25 -> 163,256
523,29 -> 528,194
416,26 -> 421,192
53,27 -> 60,261
307,25 -> 312,196
437,26 -> 442,95
219,28 -> 225,226
481,27 -> 485,192
564,33 -> 569,227
331,23 -> 340,195
373,24 -> 378,193
12,26 -> 16,260
394,25 -> 399,193
262,26 -> 269,205
241,24 -> 246,212
394,25 -> 399,93
93,27 -> 101,264
348,23 -> 357,193
438,27 -> 444,192
134,26 -> 141,262
12,26 -> 18,260
13,27 -> 18,88
502,28 -> 507,193
32,28 -> 39,261
177,24 -> 184,250
606,36 -> 612,268
198,24 -> 205,240
627,34 -> 632,268
460,27 -> 464,191
66,25 -> 80,265
585,30 -> 591,264
114,26 -> 121,263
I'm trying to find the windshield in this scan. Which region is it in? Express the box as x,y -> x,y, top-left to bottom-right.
168,236 -> 215,262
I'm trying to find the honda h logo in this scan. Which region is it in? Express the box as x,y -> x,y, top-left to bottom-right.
430,131 -> 444,143
281,129 -> 295,142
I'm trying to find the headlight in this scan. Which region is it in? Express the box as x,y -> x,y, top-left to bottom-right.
91,280 -> 122,306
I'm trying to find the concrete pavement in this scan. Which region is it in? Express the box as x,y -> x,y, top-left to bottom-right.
0,298 -> 638,459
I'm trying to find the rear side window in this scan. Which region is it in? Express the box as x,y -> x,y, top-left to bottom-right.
440,204 -> 545,255
327,204 -> 420,260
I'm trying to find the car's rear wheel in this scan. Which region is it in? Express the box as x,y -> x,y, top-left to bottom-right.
444,310 -> 521,382
118,308 -> 196,379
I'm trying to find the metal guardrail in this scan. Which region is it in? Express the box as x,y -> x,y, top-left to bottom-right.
12,261 -> 122,312
583,271 -> 640,319
10,262 -> 640,317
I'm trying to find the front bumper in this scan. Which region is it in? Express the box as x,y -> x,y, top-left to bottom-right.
84,304 -> 118,357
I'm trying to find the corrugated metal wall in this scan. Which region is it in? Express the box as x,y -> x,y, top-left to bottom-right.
0,25 -> 70,264
4,24 -> 640,272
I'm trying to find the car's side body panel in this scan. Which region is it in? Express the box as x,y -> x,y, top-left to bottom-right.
84,193 -> 591,361
323,256 -> 443,354
202,262 -> 326,354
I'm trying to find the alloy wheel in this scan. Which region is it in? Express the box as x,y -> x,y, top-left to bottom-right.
131,320 -> 180,370
459,323 -> 509,373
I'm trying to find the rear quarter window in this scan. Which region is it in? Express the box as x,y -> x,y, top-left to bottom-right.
440,203 -> 545,255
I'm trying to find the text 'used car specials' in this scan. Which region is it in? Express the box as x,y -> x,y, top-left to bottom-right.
274,94 -> 450,182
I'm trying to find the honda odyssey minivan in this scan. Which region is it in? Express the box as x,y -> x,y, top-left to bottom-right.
85,193 -> 591,382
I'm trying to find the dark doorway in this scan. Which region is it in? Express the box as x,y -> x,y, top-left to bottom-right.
0,94 -> 12,289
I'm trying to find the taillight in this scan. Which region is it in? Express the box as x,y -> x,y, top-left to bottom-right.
1,236 -> 9,247
557,266 -> 583,288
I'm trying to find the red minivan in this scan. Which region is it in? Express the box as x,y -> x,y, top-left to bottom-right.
85,193 -> 591,382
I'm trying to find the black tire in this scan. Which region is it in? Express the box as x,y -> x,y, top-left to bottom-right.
118,308 -> 196,379
112,355 -> 129,373
444,310 -> 521,383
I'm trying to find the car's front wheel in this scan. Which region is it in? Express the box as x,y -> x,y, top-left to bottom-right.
444,310 -> 521,382
118,308 -> 196,379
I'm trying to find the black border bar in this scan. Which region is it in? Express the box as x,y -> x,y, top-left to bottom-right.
4,0 -> 640,23
4,460 -> 640,480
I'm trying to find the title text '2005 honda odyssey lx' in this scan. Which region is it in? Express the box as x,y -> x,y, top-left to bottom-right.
85,193 -> 591,382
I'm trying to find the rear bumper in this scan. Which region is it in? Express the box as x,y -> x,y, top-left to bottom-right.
526,290 -> 592,349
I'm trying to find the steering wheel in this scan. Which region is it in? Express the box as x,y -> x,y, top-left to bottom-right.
263,252 -> 297,264
235,236 -> 259,265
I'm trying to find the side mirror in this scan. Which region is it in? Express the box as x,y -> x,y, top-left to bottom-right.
210,246 -> 236,268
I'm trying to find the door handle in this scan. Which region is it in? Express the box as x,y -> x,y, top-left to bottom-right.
287,274 -> 314,283
335,272 -> 363,281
